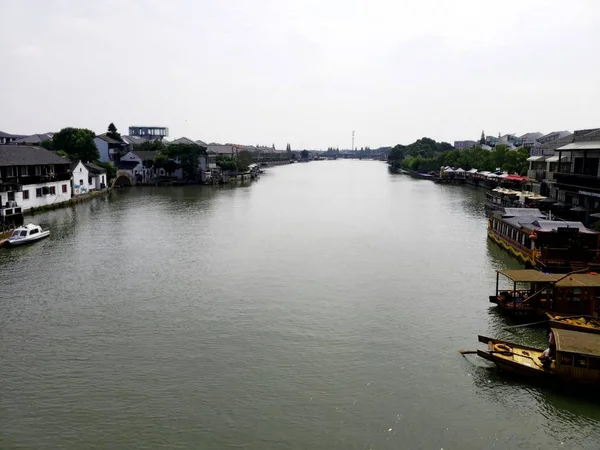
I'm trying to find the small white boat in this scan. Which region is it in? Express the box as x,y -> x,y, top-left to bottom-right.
7,223 -> 50,246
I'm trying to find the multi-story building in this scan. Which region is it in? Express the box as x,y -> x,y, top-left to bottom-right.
453,140 -> 477,150
128,126 -> 168,141
527,131 -> 574,194
0,145 -> 72,223
546,128 -> 600,224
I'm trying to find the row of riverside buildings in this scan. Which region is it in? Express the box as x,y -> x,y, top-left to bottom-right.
0,126 -> 288,225
455,128 -> 600,227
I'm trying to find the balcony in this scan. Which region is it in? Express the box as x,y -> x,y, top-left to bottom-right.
527,169 -> 545,182
553,171 -> 600,191
1,201 -> 22,218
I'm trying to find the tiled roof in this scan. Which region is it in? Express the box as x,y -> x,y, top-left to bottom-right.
0,145 -> 70,166
95,133 -> 121,144
115,160 -> 139,170
84,162 -> 107,174
0,131 -> 26,139
13,133 -> 53,144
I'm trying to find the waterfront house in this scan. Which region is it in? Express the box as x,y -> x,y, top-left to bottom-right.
94,134 -> 123,163
13,133 -> 54,145
0,145 -> 71,222
0,131 -> 26,145
71,161 -> 107,195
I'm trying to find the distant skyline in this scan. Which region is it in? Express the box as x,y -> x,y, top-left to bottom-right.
2,0 -> 599,149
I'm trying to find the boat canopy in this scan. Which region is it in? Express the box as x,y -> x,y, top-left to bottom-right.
497,269 -> 600,287
496,269 -> 562,283
553,328 -> 600,357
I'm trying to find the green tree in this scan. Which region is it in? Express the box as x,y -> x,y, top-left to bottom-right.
106,123 -> 122,142
300,150 -> 309,159
94,161 -> 117,183
137,140 -> 166,152
163,143 -> 206,180
40,140 -> 54,151
216,155 -> 238,171
52,127 -> 99,162
237,150 -> 254,172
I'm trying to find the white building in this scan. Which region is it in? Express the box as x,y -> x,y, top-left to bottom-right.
71,161 -> 107,195
0,145 -> 72,221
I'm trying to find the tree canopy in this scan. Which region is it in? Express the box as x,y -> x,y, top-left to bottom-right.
52,127 -> 99,163
106,123 -> 122,142
162,143 -> 207,180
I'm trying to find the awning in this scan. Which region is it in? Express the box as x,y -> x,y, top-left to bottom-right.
546,155 -> 570,162
526,156 -> 545,162
570,206 -> 588,212
590,212 -> 600,218
506,175 -> 527,181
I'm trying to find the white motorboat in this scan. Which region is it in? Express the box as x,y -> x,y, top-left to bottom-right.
7,223 -> 50,246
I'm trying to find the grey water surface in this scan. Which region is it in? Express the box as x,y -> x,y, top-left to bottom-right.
2,160 -> 599,449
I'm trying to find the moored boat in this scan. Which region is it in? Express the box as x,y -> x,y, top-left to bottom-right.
546,313 -> 600,334
7,223 -> 50,246
490,269 -> 600,317
488,207 -> 600,272
477,328 -> 600,386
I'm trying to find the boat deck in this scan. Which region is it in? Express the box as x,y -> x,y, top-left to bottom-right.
477,336 -> 554,374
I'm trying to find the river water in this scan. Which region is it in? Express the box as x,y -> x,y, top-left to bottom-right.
1,160 -> 600,449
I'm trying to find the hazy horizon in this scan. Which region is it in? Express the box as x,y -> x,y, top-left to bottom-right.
2,0 -> 599,149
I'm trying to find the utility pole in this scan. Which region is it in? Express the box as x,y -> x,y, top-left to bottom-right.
352,130 -> 355,151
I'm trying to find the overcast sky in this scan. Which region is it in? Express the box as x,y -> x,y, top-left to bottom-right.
1,0 -> 599,149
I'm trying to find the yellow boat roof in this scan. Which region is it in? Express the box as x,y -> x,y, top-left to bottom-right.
553,328 -> 600,357
497,269 -> 562,283
497,270 -> 600,287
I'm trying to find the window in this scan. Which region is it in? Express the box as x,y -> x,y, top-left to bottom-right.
42,186 -> 49,195
47,165 -> 54,174
20,166 -> 29,176
49,186 -> 56,195
22,190 -> 29,200
6,167 -> 15,177
34,166 -> 41,175
62,184 -> 67,193
29,228 -> 38,235
80,167 -> 83,172
8,191 -> 15,201
101,176 -> 105,183
79,179 -> 83,186
36,188 -> 42,198
88,177 -> 92,185
567,288 -> 582,302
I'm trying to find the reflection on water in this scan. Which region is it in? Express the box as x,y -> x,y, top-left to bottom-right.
1,161 -> 599,449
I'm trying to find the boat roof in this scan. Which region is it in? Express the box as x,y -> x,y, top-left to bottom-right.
555,274 -> 600,287
497,269 -> 600,286
497,269 -> 561,283
17,223 -> 41,230
553,328 -> 600,357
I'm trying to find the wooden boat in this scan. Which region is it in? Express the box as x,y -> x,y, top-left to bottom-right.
487,208 -> 600,272
490,269 -> 600,317
485,188 -> 548,216
477,328 -> 600,386
7,223 -> 50,246
546,313 -> 600,334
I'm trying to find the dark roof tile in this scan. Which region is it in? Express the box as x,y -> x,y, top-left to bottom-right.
0,145 -> 71,166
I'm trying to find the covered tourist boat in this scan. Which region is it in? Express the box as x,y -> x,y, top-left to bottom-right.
490,269 -> 600,317
485,188 -> 547,215
488,208 -> 600,272
7,223 -> 50,246
477,328 -> 600,386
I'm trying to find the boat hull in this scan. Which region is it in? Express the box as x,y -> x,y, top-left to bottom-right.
7,231 -> 50,246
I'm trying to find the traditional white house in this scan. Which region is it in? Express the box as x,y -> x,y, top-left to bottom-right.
0,145 -> 72,221
71,161 -> 107,195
